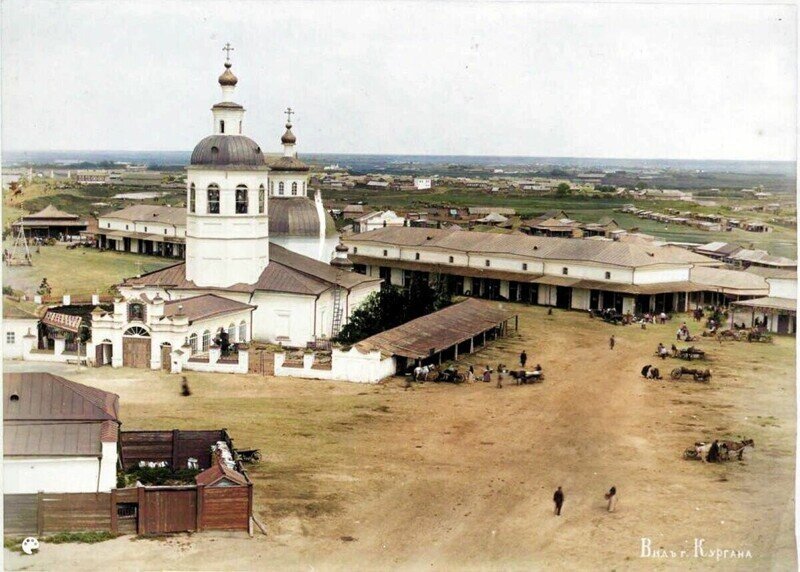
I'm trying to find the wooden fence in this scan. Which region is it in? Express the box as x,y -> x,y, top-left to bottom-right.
119,429 -> 233,471
4,485 -> 252,536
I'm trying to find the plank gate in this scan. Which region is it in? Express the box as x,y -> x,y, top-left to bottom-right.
4,486 -> 252,536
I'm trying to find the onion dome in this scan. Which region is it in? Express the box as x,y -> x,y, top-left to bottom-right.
335,243 -> 348,253
218,62 -> 238,87
191,134 -> 265,166
281,122 -> 296,145
269,197 -> 338,237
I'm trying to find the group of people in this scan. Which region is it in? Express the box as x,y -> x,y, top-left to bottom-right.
552,485 -> 618,515
676,323 -> 692,341
639,311 -> 669,325
640,364 -> 662,380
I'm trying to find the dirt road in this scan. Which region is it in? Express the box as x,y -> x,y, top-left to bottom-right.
5,305 -> 796,570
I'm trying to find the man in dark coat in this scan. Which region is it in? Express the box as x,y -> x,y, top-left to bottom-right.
707,440 -> 720,463
641,364 -> 652,378
553,486 -> 564,516
520,350 -> 528,368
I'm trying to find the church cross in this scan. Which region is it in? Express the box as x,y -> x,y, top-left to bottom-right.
223,42 -> 234,62
285,107 -> 294,124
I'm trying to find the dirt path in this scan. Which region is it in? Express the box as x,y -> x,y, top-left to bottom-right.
4,306 -> 796,570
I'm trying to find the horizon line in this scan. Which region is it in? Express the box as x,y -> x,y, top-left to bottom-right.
1,149 -> 796,164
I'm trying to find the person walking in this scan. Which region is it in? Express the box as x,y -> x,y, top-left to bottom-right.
605,486 -> 617,512
609,335 -> 615,350
520,350 -> 528,368
553,486 -> 564,516
496,364 -> 504,389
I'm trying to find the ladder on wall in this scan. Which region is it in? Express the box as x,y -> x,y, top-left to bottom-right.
331,285 -> 344,338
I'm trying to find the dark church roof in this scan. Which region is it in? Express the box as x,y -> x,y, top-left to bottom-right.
269,197 -> 337,237
190,135 -> 267,168
121,243 -> 380,296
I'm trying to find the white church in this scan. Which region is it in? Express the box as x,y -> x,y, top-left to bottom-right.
88,54 -> 381,369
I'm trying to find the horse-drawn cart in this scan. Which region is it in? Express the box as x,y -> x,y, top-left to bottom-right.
676,346 -> 705,360
670,367 -> 711,382
236,449 -> 262,463
747,330 -> 773,343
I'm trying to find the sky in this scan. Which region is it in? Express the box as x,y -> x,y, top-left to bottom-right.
1,1 -> 796,161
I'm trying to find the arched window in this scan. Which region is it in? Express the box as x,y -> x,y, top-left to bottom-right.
189,333 -> 198,354
291,182 -> 298,196
235,185 -> 248,214
189,183 -> 196,213
207,184 -> 220,214
123,326 -> 150,337
278,182 -> 285,196
202,330 -> 211,352
239,320 -> 247,342
219,120 -> 225,134
258,184 -> 265,213
228,323 -> 236,342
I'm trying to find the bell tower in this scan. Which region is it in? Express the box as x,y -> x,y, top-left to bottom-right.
185,46 -> 271,288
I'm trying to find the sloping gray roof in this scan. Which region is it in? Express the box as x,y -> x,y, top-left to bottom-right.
101,204 -> 186,226
356,298 -> 518,359
4,373 -> 120,456
191,135 -> 266,167
348,227 -> 713,268
4,372 -> 119,422
269,197 -> 338,237
163,294 -> 255,324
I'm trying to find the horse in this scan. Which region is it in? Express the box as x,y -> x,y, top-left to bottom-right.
720,439 -> 755,460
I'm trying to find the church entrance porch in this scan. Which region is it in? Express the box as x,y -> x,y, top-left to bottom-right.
123,326 -> 151,369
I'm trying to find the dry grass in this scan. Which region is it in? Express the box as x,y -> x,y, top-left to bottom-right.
5,304 -> 796,570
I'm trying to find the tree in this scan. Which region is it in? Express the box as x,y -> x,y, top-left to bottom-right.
555,182 -> 571,196
335,276 -> 452,345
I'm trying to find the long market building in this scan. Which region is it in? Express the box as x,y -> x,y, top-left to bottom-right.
343,227 -> 772,315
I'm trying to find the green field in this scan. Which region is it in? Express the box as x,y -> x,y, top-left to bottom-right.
325,188 -> 797,258
3,243 -> 174,299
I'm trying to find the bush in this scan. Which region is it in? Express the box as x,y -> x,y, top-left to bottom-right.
335,276 -> 451,345
123,466 -> 201,486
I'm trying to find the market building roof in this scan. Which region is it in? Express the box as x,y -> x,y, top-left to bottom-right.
689,266 -> 769,296
100,205 -> 186,226
348,227 -> 714,269
731,297 -> 797,313
355,298 -> 518,359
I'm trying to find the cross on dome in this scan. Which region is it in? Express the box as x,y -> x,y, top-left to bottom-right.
284,107 -> 294,126
223,42 -> 234,62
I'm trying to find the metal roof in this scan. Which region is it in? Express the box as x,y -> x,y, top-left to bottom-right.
355,298 -> 518,359
269,197 -> 337,237
101,205 -> 186,226
190,135 -> 266,167
4,373 -> 120,456
162,294 -> 255,324
731,297 -> 797,313
347,227 -> 713,269
123,243 -> 380,296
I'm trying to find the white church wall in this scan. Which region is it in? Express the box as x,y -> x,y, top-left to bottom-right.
274,346 -> 395,383
271,235 -> 339,263
250,291 -> 316,346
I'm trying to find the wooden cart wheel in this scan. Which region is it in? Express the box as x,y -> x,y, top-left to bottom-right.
670,368 -> 682,380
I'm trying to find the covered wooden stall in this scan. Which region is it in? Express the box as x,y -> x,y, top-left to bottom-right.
355,297 -> 519,373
